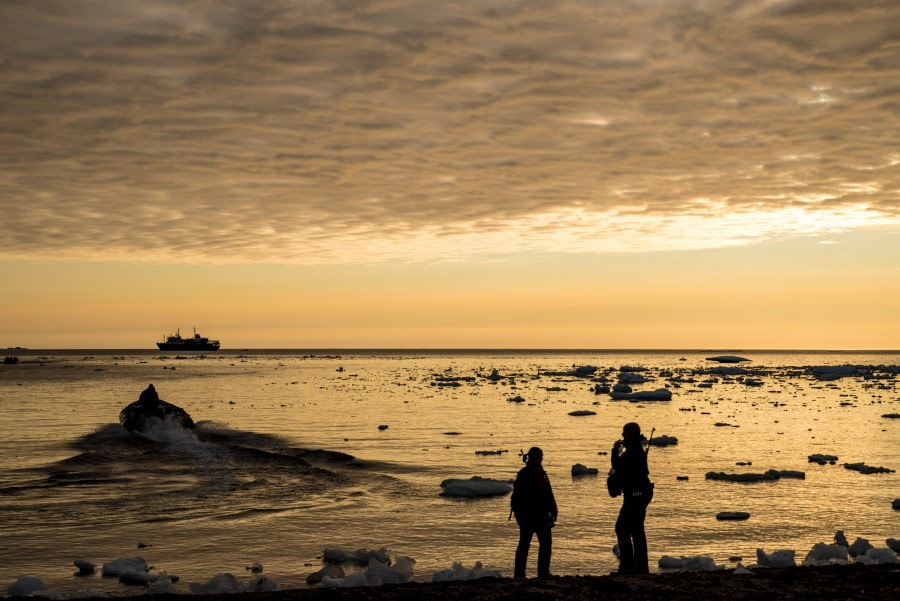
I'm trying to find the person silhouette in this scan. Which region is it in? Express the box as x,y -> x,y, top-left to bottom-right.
510,447 -> 558,578
138,384 -> 165,419
611,422 -> 654,574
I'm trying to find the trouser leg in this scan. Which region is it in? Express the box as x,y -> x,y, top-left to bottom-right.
630,501 -> 649,573
536,525 -> 552,577
515,526 -> 534,578
615,504 -> 634,572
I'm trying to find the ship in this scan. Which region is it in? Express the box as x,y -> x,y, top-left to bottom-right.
157,327 -> 220,351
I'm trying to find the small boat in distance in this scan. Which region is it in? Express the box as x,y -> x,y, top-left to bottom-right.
157,327 -> 220,351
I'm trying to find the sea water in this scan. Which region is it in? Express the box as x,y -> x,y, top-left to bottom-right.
0,350 -> 897,594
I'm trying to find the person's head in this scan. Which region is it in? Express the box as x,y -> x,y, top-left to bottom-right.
622,422 -> 641,441
523,446 -> 543,465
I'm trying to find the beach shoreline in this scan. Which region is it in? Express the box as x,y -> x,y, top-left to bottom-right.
25,564 -> 895,601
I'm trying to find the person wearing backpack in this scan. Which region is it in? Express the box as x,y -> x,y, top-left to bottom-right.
510,447 -> 558,578
610,422 -> 654,574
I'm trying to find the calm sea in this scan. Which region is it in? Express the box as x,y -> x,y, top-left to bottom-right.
1,350 -> 897,594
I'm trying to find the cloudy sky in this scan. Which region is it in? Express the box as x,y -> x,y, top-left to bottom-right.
1,0 -> 898,348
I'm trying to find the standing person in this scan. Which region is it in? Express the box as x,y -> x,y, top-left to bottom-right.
510,447 -> 558,578
610,422 -> 654,574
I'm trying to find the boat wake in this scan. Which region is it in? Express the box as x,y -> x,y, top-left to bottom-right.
0,421 -> 369,528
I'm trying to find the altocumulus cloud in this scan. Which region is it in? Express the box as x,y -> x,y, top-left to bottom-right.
1,0 -> 898,264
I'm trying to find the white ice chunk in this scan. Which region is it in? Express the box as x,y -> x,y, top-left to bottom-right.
756,549 -> 796,567
439,476 -> 512,497
247,575 -> 278,591
802,543 -> 848,566
364,556 -> 415,585
307,565 -> 345,584
848,537 -> 874,557
189,573 -> 245,595
855,548 -> 899,565
658,555 -> 684,569
74,559 -> 96,575
733,563 -> 753,575
8,577 -> 45,597
147,575 -> 178,595
571,463 -> 599,476
432,561 -> 500,582
887,538 -> 900,553
101,557 -> 148,577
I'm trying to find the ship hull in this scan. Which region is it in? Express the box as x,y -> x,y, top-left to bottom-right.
157,342 -> 220,351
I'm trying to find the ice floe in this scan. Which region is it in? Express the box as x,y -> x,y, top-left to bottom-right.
648,435 -> 678,446
571,463 -> 599,476
188,572 -> 277,594
844,462 -> 895,474
706,356 -> 750,363
320,556 -> 416,588
74,559 -> 95,576
431,561 -> 500,582
609,388 -> 673,401
7,577 -> 46,597
756,549 -> 796,567
808,453 -> 839,464
439,476 -> 512,497
658,555 -> 721,571
568,410 -> 597,416
802,543 -> 848,566
705,469 -> 805,482
716,512 -> 750,520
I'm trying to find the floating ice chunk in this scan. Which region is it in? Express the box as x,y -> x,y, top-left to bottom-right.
658,556 -> 720,571
119,569 -> 157,586
733,563 -> 752,575
439,476 -> 512,497
247,575 -> 278,591
886,539 -> 900,552
648,435 -> 678,446
432,561 -> 500,582
893,499 -> 900,510
320,557 -> 415,588
507,395 -> 526,403
321,572 -> 367,588
617,372 -> 647,384
707,366 -> 750,375
8,577 -> 45,597
571,463 -> 599,476
807,365 -> 857,380
808,454 -> 839,464
706,356 -> 750,363
323,547 -> 390,565
102,557 -> 148,577
705,469 -> 803,482
364,556 -> 415,585
844,462 -> 895,474
610,388 -> 672,401
848,537 -> 874,557
855,548 -> 899,565
74,559 -> 96,575
568,410 -> 597,416
147,575 -> 178,595
307,565 -> 345,584
716,512 -> 750,520
756,549 -> 796,567
189,573 -> 245,595
658,555 -> 683,569
802,543 -> 849,566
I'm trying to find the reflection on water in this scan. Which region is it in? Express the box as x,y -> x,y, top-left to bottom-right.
0,351 -> 897,592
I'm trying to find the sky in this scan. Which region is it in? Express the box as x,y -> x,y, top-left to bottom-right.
1,0 -> 898,349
